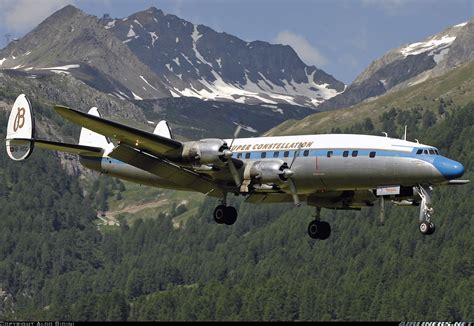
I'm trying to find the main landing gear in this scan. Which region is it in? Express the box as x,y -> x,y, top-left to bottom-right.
213,204 -> 238,225
213,194 -> 238,225
307,207 -> 331,240
417,185 -> 436,235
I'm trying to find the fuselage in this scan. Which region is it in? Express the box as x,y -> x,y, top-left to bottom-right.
80,134 -> 465,193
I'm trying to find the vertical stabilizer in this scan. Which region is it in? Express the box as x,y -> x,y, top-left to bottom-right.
153,120 -> 174,139
79,107 -> 110,151
6,94 -> 35,160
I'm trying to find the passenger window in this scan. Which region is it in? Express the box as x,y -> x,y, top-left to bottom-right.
416,149 -> 423,155
273,152 -> 279,158
424,150 -> 428,154
327,151 -> 333,158
343,151 -> 349,157
245,153 -> 250,159
429,149 -> 435,155
303,150 -> 309,157
369,151 -> 376,158
352,150 -> 358,157
237,153 -> 242,159
261,152 -> 266,158
284,151 -> 289,158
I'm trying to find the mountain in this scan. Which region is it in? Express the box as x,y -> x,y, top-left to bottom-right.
318,19 -> 474,110
267,57 -> 474,137
0,5 -> 344,109
0,5 -> 170,101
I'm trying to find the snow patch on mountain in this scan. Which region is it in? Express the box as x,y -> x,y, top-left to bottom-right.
400,35 -> 456,57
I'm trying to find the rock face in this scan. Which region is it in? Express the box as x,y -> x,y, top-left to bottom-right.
0,5 -> 345,109
318,19 -> 474,110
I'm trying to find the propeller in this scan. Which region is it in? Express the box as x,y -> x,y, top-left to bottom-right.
221,123 -> 243,186
280,145 -> 303,207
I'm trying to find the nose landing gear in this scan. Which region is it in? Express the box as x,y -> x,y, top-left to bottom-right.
417,185 -> 436,235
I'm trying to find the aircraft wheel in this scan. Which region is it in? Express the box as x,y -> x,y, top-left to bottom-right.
224,206 -> 238,225
308,220 -> 320,239
213,205 -> 226,224
419,221 -> 435,235
426,222 -> 436,235
317,221 -> 331,240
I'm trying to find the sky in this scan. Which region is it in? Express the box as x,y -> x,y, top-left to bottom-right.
0,0 -> 472,84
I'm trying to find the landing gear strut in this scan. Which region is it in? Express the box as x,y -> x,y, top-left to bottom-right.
213,194 -> 238,225
417,185 -> 436,235
307,207 -> 331,240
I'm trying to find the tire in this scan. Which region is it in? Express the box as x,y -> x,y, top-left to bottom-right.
317,221 -> 331,240
213,205 -> 226,224
224,206 -> 237,225
308,220 -> 320,239
419,221 -> 431,235
426,222 -> 436,235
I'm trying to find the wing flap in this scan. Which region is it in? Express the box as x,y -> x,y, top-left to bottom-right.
108,144 -> 222,197
54,105 -> 182,157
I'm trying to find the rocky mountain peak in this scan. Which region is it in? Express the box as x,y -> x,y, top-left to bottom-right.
318,18 -> 474,111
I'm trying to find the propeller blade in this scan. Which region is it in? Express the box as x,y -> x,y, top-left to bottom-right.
229,124 -> 242,149
287,177 -> 300,207
228,158 -> 241,186
289,143 -> 303,169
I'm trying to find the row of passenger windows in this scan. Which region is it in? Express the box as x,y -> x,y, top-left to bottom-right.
236,150 -> 377,159
416,149 -> 439,155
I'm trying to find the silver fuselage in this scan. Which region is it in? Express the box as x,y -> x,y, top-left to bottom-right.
79,134 -> 464,196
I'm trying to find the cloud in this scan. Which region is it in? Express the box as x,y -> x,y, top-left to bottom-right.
274,30 -> 328,67
0,0 -> 75,34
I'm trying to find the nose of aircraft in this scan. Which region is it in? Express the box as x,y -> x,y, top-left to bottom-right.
433,156 -> 465,180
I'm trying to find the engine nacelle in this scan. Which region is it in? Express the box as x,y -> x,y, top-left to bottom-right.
181,138 -> 228,166
249,160 -> 286,184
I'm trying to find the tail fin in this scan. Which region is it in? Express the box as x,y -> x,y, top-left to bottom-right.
79,107 -> 110,150
153,120 -> 174,139
6,94 -> 35,160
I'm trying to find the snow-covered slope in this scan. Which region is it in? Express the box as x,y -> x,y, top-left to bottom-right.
318,19 -> 474,110
102,8 -> 345,108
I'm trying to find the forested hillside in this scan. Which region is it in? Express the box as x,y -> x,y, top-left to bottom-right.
0,101 -> 472,320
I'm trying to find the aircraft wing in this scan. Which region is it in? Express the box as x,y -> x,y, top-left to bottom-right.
54,105 -> 182,157
108,143 -> 223,197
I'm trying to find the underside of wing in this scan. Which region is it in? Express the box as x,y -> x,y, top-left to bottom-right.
54,105 -> 182,157
108,143 -> 223,197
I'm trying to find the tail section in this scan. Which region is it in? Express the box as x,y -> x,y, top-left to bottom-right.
153,120 -> 174,139
6,94 -> 35,160
5,95 -> 104,160
79,107 -> 111,152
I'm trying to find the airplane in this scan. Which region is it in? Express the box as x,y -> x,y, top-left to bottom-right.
5,94 -> 469,240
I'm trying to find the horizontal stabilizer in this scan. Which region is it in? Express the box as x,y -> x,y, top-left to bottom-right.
9,138 -> 103,157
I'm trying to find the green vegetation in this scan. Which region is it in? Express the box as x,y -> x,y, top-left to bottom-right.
0,98 -> 472,320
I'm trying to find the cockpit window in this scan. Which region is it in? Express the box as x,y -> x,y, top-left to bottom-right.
424,150 -> 428,154
435,150 -> 439,155
429,149 -> 435,155
416,149 -> 423,155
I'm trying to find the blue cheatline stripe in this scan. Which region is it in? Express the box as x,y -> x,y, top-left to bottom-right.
81,147 -> 441,166
232,147 -> 439,162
